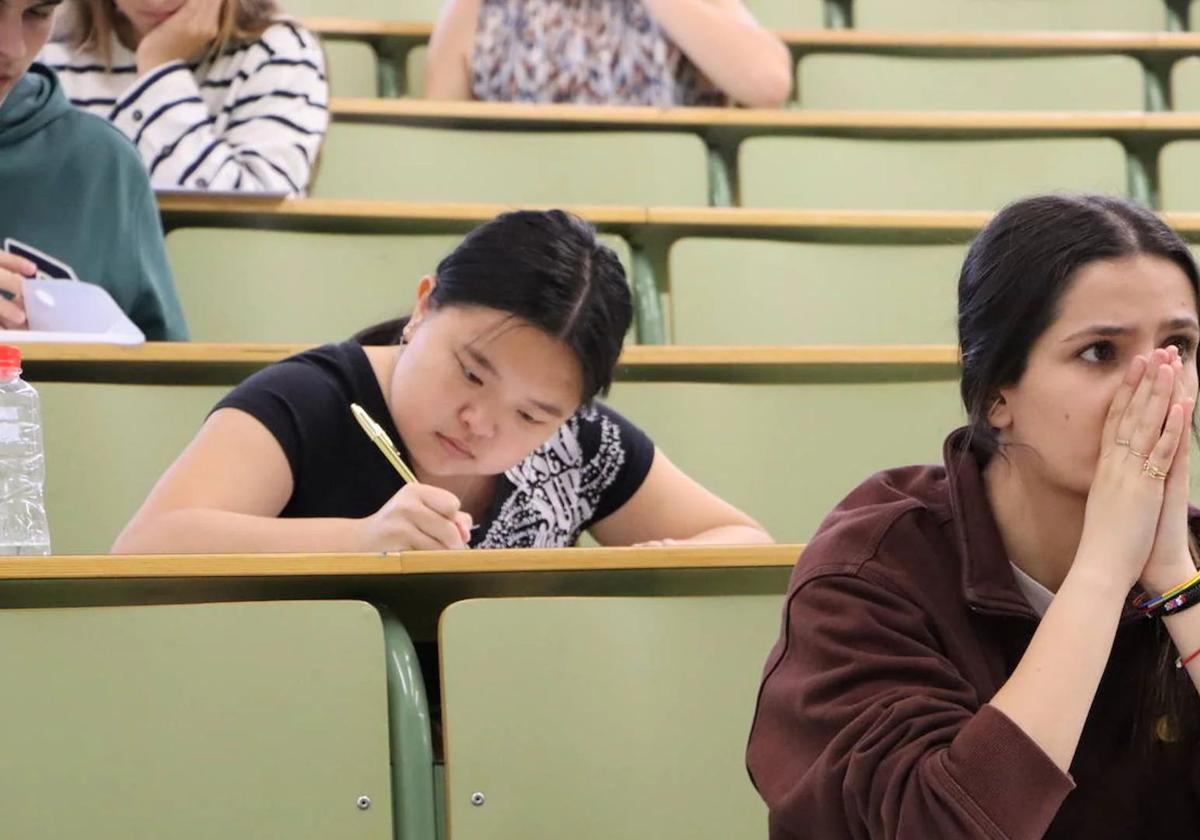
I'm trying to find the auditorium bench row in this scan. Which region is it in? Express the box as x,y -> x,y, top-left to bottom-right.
298,123 -> 1200,210
26,345 -> 959,553
326,40 -> 1200,113
291,0 -> 1193,32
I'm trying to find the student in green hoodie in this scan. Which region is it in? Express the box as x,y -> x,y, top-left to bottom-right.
0,0 -> 186,340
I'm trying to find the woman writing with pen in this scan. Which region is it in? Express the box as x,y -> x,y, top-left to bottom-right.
113,210 -> 771,553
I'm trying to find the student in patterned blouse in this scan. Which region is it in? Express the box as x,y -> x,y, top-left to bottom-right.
40,0 -> 327,194
425,0 -> 792,107
114,209 -> 773,553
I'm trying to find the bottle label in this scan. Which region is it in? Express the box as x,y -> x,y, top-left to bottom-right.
0,406 -> 19,445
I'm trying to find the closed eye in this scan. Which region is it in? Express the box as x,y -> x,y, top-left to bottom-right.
24,0 -> 60,18
458,358 -> 483,386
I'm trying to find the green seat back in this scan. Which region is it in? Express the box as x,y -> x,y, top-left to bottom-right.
441,595 -> 784,840
744,0 -> 823,29
1173,56 -> 1200,111
798,54 -> 1143,110
739,137 -> 1127,210
603,379 -> 964,543
0,601 -> 395,839
313,124 -> 709,204
407,44 -> 427,97
39,383 -> 226,554
325,40 -> 378,98
166,229 -> 631,343
1158,141 -> 1200,209
669,239 -> 963,345
853,0 -> 1166,30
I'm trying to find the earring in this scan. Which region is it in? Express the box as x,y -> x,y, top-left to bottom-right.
400,325 -> 413,346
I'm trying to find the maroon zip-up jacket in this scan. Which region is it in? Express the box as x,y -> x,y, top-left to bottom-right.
747,429 -> 1200,839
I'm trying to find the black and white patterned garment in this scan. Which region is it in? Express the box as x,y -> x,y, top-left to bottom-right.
214,341 -> 655,547
39,20 -> 328,195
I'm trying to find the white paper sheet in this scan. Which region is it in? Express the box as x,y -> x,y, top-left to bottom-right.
0,279 -> 145,345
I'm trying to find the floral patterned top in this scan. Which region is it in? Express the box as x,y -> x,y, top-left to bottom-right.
471,0 -> 727,106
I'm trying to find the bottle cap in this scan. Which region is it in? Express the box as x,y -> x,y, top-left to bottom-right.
0,345 -> 21,369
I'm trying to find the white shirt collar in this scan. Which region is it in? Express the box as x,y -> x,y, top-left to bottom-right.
1010,562 -> 1054,618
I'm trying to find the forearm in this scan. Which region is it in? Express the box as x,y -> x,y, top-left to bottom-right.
989,561 -> 1126,772
641,0 -> 791,106
680,524 -> 774,545
112,508 -> 363,555
1145,557 -> 1200,695
1162,605 -> 1200,692
425,0 -> 477,100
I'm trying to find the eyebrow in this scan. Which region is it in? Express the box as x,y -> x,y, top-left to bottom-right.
465,346 -> 498,377
464,346 -> 566,418
1061,317 -> 1200,343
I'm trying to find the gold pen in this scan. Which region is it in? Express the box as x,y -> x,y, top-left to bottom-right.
350,402 -> 419,485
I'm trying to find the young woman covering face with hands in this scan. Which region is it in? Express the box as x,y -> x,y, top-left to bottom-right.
748,194 -> 1200,840
115,210 -> 770,554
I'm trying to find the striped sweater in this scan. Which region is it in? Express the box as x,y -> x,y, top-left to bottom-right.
39,20 -> 329,195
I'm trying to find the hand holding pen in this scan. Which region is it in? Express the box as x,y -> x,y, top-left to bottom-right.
351,403 -> 474,551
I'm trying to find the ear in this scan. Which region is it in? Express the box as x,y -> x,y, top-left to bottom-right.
987,390 -> 1013,431
410,274 -> 438,326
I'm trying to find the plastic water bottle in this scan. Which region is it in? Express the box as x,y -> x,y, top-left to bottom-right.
0,345 -> 50,555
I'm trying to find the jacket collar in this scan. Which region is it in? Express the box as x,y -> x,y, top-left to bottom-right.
943,427 -> 1173,623
942,428 -> 1037,618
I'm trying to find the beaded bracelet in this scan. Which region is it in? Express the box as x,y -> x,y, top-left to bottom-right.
1176,645 -> 1200,670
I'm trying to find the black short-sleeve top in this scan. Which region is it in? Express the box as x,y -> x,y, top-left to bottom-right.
213,341 -> 656,548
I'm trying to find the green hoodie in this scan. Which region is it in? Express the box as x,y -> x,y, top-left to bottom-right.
0,64 -> 186,340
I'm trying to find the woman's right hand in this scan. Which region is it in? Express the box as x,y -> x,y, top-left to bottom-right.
135,0 -> 222,74
357,483 -> 473,551
1077,347 -> 1189,591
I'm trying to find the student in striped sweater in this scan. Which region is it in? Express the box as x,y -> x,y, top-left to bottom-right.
40,0 -> 328,194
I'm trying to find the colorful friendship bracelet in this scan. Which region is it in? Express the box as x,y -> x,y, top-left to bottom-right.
1157,569 -> 1200,602
1133,571 -> 1200,618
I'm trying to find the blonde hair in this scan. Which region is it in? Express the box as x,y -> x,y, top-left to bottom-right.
59,0 -> 278,67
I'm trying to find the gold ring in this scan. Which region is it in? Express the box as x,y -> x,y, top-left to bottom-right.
1143,461 -> 1169,481
1130,447 -> 1151,460
1116,438 -> 1132,447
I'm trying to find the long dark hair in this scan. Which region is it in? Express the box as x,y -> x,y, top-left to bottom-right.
958,192 -> 1200,753
356,209 -> 631,402
960,193 -> 1200,455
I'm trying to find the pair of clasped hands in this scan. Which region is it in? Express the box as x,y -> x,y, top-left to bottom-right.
1081,346 -> 1198,597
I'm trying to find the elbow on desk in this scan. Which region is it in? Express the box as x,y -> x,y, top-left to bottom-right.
110,517 -> 155,555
